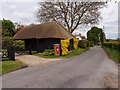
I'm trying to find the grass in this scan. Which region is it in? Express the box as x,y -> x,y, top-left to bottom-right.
33,47 -> 89,58
1,49 -> 7,52
0,58 -> 27,74
102,47 -> 120,63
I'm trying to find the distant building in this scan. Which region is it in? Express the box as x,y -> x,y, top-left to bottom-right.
75,33 -> 86,40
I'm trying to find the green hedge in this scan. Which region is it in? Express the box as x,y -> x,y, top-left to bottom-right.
13,40 -> 25,49
2,37 -> 25,49
78,40 -> 89,48
43,49 -> 54,56
2,37 -> 13,48
89,41 -> 94,47
102,42 -> 120,50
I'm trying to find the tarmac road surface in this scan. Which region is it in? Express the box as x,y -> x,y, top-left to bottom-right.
2,46 -> 118,88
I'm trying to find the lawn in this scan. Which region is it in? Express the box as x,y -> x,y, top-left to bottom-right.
0,58 -> 27,74
103,47 -> 120,63
33,48 -> 89,58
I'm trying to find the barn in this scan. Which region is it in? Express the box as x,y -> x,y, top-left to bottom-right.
14,22 -> 75,52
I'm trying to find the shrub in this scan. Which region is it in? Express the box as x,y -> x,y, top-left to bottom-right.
85,40 -> 90,47
73,38 -> 79,49
61,39 -> 70,55
78,40 -> 89,48
2,37 -> 25,49
43,49 -> 54,56
13,40 -> 25,49
96,42 -> 101,45
2,37 -> 13,48
102,42 -> 120,51
89,41 -> 94,47
106,39 -> 111,42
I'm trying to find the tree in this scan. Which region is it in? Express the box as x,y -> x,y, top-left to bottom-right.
100,32 -> 106,43
87,26 -> 106,44
14,22 -> 25,34
2,19 -> 15,37
36,2 -> 106,33
2,37 -> 13,48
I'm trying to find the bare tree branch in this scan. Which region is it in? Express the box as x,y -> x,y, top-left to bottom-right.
36,2 -> 106,33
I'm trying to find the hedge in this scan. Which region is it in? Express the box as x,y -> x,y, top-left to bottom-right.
78,40 -> 89,48
61,39 -> 70,55
2,37 -> 25,49
102,42 -> 120,50
73,38 -> 79,49
89,41 -> 94,47
43,49 -> 54,56
13,40 -> 25,49
2,37 -> 13,48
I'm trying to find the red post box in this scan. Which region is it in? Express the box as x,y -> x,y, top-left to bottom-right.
54,44 -> 60,56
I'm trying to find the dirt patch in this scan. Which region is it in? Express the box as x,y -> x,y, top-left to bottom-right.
103,73 -> 118,88
15,55 -> 62,66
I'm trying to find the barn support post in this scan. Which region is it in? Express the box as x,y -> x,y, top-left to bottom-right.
36,39 -> 39,53
68,39 -> 74,51
28,45 -> 32,55
7,46 -> 15,60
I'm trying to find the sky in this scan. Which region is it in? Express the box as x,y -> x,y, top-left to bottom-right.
0,0 -> 119,39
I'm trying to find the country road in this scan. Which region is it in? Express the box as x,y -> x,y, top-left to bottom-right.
2,46 -> 118,88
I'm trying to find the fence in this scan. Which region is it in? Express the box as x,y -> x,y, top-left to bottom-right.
1,50 -> 7,58
1,47 -> 27,59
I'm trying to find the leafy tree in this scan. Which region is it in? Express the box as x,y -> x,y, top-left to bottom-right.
2,37 -> 25,49
2,19 -> 15,37
2,37 -> 13,48
100,32 -> 106,43
14,22 -> 25,34
87,26 -> 106,44
36,2 -> 106,33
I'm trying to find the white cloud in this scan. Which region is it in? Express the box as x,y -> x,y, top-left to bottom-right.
70,2 -> 118,39
0,1 -> 119,39
1,2 -> 39,25
0,3 -> 2,19
0,0 -> 42,2
9,5 -> 16,9
12,11 -> 33,23
13,11 -> 32,18
98,2 -> 118,39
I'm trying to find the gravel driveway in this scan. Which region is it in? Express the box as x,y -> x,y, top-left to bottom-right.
15,55 -> 62,66
2,46 -> 118,88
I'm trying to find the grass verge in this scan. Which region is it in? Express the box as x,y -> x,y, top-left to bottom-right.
102,47 -> 120,63
0,58 -> 27,75
33,48 -> 89,58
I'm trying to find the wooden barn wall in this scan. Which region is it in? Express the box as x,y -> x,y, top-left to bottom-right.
37,38 -> 60,52
25,39 -> 37,51
25,38 -> 61,52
